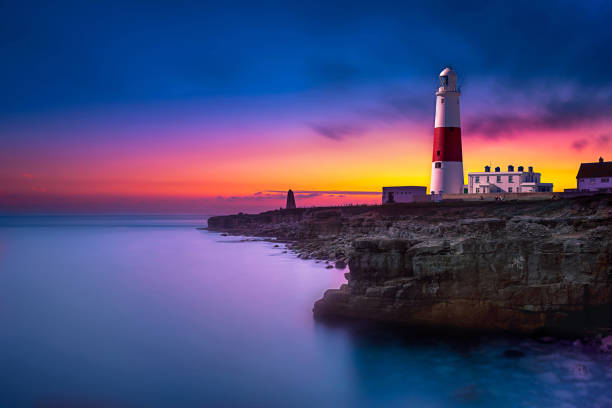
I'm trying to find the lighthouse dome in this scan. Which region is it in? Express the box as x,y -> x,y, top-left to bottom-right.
439,67 -> 456,77
439,67 -> 458,90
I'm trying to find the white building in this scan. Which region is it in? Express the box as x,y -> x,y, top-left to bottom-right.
382,186 -> 427,203
467,165 -> 553,194
577,157 -> 612,193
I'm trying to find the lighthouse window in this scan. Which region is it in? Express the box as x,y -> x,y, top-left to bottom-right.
441,76 -> 448,86
436,150 -> 440,157
435,162 -> 442,168
441,98 -> 445,104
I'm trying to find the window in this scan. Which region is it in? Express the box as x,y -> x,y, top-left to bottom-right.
476,188 -> 480,193
497,176 -> 502,183
441,98 -> 445,104
441,76 -> 448,87
435,162 -> 441,168
486,176 -> 490,182
509,176 -> 513,183
590,178 -> 596,184
508,187 -> 513,192
475,176 -> 480,183
602,178 -> 610,183
436,150 -> 440,157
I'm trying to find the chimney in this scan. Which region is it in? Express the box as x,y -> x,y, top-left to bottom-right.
528,166 -> 533,173
518,166 -> 524,172
508,165 -> 514,172
495,166 -> 500,172
600,157 -> 604,163
484,165 -> 491,172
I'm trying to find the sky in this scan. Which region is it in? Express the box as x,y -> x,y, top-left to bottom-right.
1,0 -> 611,214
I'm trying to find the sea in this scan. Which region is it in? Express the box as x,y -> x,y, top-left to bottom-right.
1,214 -> 611,408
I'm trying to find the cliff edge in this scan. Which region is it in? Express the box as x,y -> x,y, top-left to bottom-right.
208,196 -> 612,333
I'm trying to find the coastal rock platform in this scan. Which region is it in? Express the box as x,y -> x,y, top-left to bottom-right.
208,195 -> 612,334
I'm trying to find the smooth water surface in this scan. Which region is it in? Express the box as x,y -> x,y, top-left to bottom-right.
1,215 -> 611,408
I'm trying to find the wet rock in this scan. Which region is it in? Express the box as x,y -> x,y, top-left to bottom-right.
334,260 -> 347,269
325,265 -> 334,269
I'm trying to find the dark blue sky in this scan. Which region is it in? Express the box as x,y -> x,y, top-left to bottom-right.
2,0 -> 611,119
1,0 -> 612,212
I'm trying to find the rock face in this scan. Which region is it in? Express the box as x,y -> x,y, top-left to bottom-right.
208,195 -> 612,333
286,189 -> 296,209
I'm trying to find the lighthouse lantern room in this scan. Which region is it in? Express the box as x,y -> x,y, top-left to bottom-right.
430,67 -> 464,195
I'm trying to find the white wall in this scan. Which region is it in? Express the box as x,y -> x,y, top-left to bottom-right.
430,161 -> 464,194
434,92 -> 460,128
467,171 -> 552,193
578,177 -> 612,192
382,187 -> 427,203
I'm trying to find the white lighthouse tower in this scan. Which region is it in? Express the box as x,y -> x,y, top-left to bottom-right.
430,67 -> 464,195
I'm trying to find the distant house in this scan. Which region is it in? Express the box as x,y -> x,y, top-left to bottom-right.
382,186 -> 427,203
576,157 -> 612,193
467,165 -> 553,194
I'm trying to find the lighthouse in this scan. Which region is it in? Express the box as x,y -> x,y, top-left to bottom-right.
430,67 -> 464,195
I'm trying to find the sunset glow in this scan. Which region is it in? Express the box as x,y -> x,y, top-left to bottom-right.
1,2 -> 611,214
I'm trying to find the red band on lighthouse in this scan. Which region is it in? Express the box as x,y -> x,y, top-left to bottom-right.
432,127 -> 463,162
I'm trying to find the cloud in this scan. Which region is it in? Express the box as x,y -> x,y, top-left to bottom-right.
22,173 -> 33,179
464,87 -> 612,139
265,190 -> 379,195
355,88 -> 432,124
217,192 -> 287,201
296,192 -> 322,198
568,133 -> 611,152
571,139 -> 589,151
309,123 -> 367,141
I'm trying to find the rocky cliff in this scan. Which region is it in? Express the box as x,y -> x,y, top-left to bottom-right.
208,196 -> 612,333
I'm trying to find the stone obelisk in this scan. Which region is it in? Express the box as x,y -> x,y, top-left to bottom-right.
286,189 -> 296,209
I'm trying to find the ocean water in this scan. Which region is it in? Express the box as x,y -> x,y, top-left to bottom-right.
1,215 -> 611,408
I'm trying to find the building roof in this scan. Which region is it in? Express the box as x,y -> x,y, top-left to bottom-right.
577,161 -> 612,178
